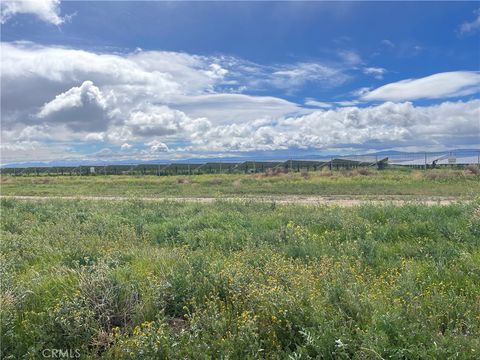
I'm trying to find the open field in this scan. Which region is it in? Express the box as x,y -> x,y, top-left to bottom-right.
2,1 -> 479,358
1,168 -> 480,199
1,168 -> 479,358
1,198 -> 480,359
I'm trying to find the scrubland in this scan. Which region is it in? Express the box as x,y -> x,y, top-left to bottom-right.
1,168 -> 479,198
1,196 -> 479,359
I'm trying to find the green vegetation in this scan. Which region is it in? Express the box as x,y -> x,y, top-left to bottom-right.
2,198 -> 479,359
1,168 -> 479,198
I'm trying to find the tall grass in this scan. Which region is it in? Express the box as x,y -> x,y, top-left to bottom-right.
1,199 -> 479,358
1,168 -> 479,197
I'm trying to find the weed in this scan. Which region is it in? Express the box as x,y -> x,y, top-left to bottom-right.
425,170 -> 465,180
2,168 -> 479,197
208,178 -> 223,185
465,164 -> 480,175
265,167 -> 288,177
1,198 -> 479,358
176,177 -> 191,184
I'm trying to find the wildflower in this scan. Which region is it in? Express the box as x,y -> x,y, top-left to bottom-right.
335,338 -> 347,349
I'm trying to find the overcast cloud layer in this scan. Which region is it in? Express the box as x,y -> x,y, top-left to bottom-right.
1,41 -> 479,163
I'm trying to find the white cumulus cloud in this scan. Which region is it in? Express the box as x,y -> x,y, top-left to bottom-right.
37,80 -> 112,132
180,100 -> 480,153
38,81 -> 107,118
1,41 -> 479,162
147,140 -> 169,153
1,0 -> 64,25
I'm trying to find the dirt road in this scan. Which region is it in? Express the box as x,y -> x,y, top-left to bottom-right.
0,195 -> 464,207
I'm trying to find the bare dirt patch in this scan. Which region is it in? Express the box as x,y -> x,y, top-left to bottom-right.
0,195 -> 464,207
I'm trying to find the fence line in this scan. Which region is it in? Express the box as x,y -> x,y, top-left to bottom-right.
1,150 -> 479,176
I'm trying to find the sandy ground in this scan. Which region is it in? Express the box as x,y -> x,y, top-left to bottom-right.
0,195 -> 464,207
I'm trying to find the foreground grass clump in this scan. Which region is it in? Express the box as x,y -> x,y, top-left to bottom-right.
1,167 -> 480,197
1,199 -> 480,358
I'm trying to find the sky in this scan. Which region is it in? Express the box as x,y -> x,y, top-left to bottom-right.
1,0 -> 479,164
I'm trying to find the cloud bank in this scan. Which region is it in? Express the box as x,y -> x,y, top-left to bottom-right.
1,42 -> 479,163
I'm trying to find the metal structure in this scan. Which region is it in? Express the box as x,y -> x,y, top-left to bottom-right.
1,150 -> 479,176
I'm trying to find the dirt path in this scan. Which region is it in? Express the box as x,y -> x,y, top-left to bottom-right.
0,195 -> 464,207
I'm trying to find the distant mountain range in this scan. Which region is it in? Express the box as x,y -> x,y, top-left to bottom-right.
1,149 -> 478,168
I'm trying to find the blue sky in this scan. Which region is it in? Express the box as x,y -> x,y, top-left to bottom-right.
1,1 -> 479,163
